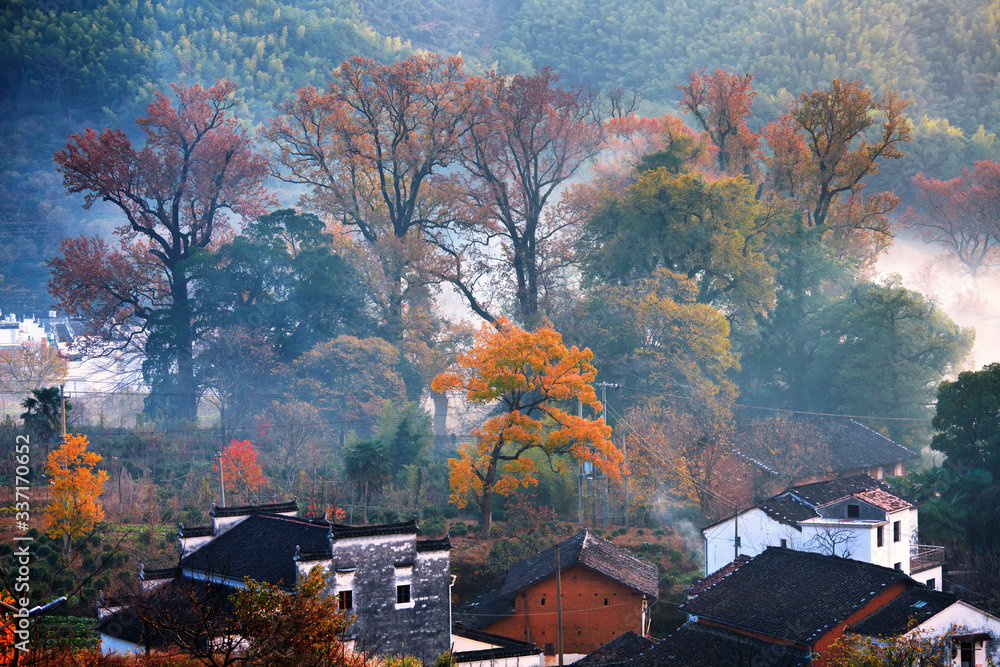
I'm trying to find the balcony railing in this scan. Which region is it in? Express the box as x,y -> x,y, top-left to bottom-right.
910,544 -> 946,563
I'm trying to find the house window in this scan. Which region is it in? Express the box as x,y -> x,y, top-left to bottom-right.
877,526 -> 884,547
735,536 -> 741,548
926,579 -> 935,590
394,564 -> 414,608
894,562 -> 902,571
847,504 -> 860,518
338,590 -> 353,610
893,520 -> 901,542
540,598 -> 546,606
780,539 -> 787,548
604,598 -> 609,606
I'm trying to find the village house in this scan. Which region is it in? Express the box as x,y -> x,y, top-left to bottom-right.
100,500 -> 541,666
622,547 -> 1000,666
715,416 -> 919,508
702,474 -> 944,590
453,530 -> 658,661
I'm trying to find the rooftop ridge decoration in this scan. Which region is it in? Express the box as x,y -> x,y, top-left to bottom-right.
210,498 -> 298,518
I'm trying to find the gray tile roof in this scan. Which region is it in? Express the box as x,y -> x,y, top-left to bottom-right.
680,547 -> 909,646
210,500 -> 299,518
848,587 -> 960,638
574,631 -> 659,667
453,589 -> 516,630
789,474 -> 910,508
813,418 -> 917,471
180,514 -> 329,588
634,623 -> 810,667
499,531 -> 658,600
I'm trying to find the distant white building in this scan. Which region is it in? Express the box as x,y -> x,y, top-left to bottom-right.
703,474 -> 943,591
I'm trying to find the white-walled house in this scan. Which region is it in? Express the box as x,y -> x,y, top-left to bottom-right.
703,475 -> 943,590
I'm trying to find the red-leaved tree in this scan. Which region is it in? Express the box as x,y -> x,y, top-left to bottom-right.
902,160 -> 1000,283
50,80 -> 272,421
441,68 -> 603,326
213,439 -> 268,505
677,68 -> 760,178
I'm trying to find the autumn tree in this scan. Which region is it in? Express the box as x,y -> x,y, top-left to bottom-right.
901,161 -> 1000,283
44,434 -> 109,556
198,327 -> 279,440
0,341 -> 67,399
677,68 -> 760,178
213,439 -> 267,505
764,79 -> 910,266
579,164 -> 773,326
265,54 -> 477,343
291,335 -> 407,442
50,80 -> 272,421
232,565 -> 352,667
442,68 -> 603,325
572,269 -> 740,420
256,400 -> 325,481
432,318 -> 621,535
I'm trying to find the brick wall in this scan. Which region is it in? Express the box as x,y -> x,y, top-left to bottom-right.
482,564 -> 647,654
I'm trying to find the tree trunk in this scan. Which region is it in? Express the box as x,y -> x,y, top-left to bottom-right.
432,390 -> 448,446
478,486 -> 493,537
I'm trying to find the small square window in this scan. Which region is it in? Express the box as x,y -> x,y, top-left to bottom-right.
847,504 -> 860,518
894,562 -> 902,571
338,590 -> 353,610
396,584 -> 411,605
780,539 -> 787,548
926,579 -> 935,590
540,598 -> 546,606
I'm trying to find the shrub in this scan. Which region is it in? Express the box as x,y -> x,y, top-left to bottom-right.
423,505 -> 442,519
420,516 -> 447,538
450,521 -> 468,537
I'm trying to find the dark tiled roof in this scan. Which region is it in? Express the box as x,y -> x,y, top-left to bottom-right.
789,474 -> 906,508
211,500 -> 299,518
451,626 -> 542,662
848,588 -> 960,638
686,556 -> 751,598
634,623 -> 810,667
416,537 -> 451,552
680,547 -> 909,646
140,566 -> 178,581
814,418 -> 917,470
574,631 -> 659,667
453,590 -> 517,630
181,514 -> 329,588
330,520 -> 418,539
756,495 -> 817,527
499,531 -> 658,600
177,525 -> 213,538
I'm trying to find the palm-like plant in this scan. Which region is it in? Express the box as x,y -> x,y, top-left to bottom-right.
344,439 -> 390,524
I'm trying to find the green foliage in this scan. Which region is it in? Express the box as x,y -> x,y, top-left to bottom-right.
932,362 -> 1000,477
806,277 -> 973,446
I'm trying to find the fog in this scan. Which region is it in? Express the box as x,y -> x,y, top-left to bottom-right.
876,234 -> 1000,371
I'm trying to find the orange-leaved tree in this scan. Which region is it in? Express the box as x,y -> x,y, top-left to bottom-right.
44,434 -> 109,556
432,318 -> 622,535
213,439 -> 267,505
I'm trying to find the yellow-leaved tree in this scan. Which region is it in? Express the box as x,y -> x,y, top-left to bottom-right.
44,434 -> 108,556
432,318 -> 622,535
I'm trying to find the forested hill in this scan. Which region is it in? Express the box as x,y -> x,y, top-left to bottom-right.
2,0 -> 1000,310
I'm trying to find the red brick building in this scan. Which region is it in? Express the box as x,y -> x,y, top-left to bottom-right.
454,531 -> 658,658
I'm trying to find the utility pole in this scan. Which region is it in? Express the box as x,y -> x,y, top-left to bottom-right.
217,452 -> 226,507
623,436 -> 629,530
596,382 -> 618,529
59,383 -> 67,437
578,399 -> 584,525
